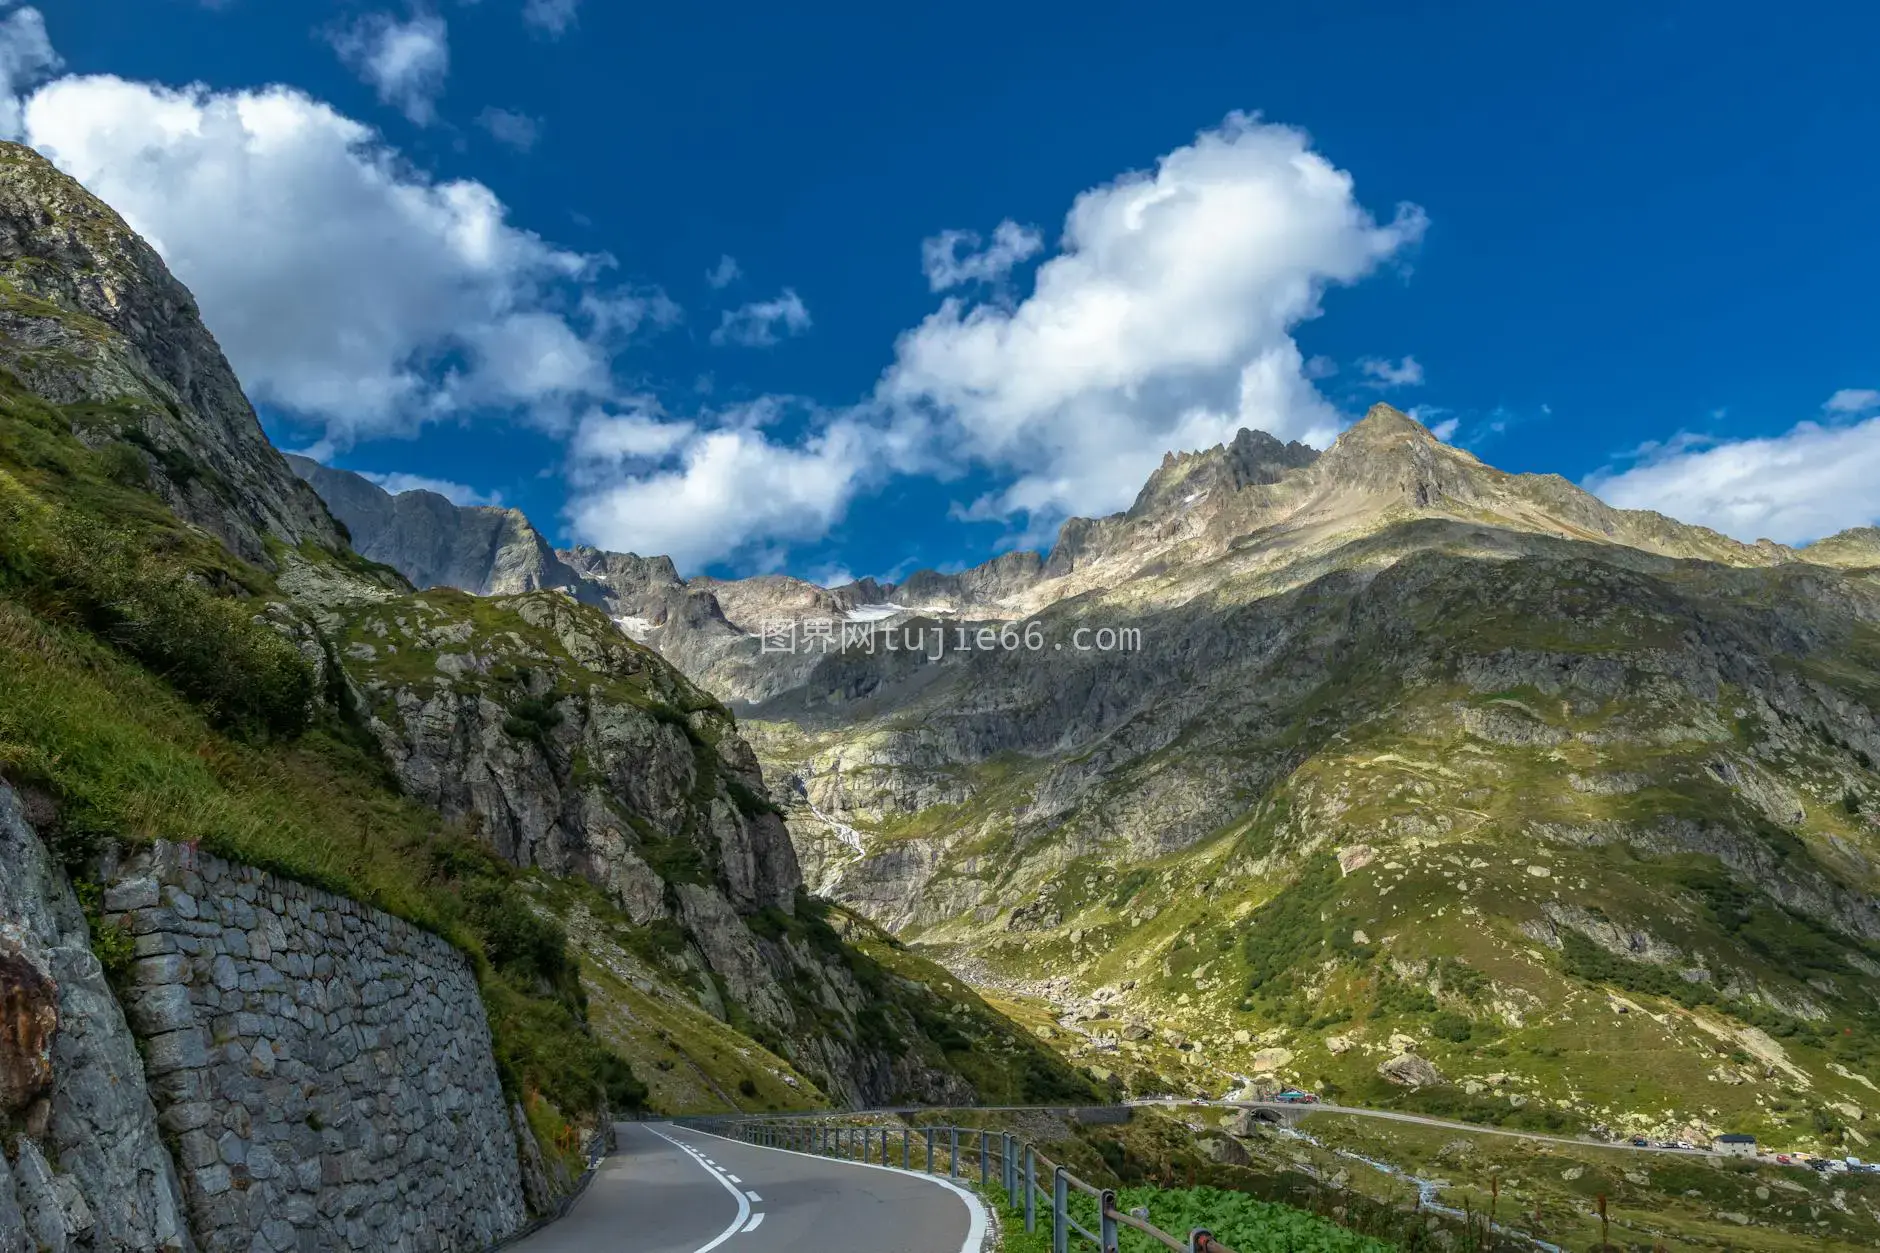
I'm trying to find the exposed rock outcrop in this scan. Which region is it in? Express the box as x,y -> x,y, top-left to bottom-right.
287,456 -> 570,596
1378,1052 -> 1445,1088
0,783 -> 195,1252
0,143 -> 340,563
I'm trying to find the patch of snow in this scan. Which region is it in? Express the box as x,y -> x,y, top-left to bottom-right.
844,603 -> 903,622
612,615 -> 655,641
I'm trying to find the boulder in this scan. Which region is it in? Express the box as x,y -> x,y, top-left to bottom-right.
1250,1047 -> 1293,1073
1378,1052 -> 1445,1088
1200,1135 -> 1250,1166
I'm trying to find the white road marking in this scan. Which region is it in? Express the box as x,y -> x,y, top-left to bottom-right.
644,1125 -> 751,1253
745,1191 -> 761,1202
727,1175 -> 742,1184
680,1124 -> 988,1253
740,1213 -> 765,1233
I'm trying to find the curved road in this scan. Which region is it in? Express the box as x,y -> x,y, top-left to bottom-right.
510,1122 -> 985,1253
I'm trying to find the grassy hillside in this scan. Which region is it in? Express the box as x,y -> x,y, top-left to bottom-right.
772,534 -> 1880,1150
0,374 -> 644,1169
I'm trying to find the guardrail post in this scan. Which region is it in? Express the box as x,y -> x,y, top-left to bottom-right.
1024,1146 -> 1035,1231
902,1127 -> 910,1169
1003,1134 -> 1015,1197
925,1127 -> 934,1173
947,1126 -> 958,1177
979,1129 -> 988,1182
1188,1230 -> 1213,1253
1099,1188 -> 1119,1253
1052,1166 -> 1069,1253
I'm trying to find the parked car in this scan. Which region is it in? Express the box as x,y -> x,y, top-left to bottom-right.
1273,1089 -> 1319,1104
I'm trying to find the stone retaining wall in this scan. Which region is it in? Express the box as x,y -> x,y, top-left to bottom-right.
1,783 -> 196,1253
102,842 -> 528,1253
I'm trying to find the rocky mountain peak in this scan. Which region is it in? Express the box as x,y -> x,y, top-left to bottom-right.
1312,402 -> 1503,512
288,455 -> 566,596
1343,401 -> 1440,444
1802,526 -> 1880,568
0,142 -> 341,561
1127,426 -> 1320,521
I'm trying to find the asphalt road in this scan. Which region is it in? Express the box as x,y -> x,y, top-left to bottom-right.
509,1121 -> 984,1253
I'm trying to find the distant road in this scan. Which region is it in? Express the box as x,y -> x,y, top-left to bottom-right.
1133,1098 -> 1713,1156
729,1098 -> 1718,1158
508,1121 -> 985,1253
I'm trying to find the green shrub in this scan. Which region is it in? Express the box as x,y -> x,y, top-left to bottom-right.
1428,1011 -> 1473,1043
502,692 -> 564,748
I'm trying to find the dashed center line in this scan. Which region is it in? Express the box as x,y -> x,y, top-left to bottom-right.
745,1191 -> 762,1202
643,1125 -> 751,1252
727,1174 -> 742,1184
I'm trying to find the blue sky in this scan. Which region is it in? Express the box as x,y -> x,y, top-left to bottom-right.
8,0 -> 1879,580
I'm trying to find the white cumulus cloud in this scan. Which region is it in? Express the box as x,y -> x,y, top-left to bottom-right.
329,11 -> 449,126
705,254 -> 741,289
1587,396 -> 1880,545
17,70 -> 676,447
360,470 -> 501,506
0,3 -> 56,139
522,0 -> 579,36
565,404 -> 876,573
477,106 -> 540,152
921,219 -> 1043,291
878,111 -> 1427,527
570,404 -> 697,463
1823,388 -> 1880,415
711,289 -> 812,347
1358,354 -> 1424,388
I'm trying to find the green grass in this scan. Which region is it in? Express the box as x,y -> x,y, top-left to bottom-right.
985,1181 -> 1398,1253
0,370 -> 650,1159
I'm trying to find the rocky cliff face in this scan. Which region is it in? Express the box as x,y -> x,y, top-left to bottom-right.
287,456 -> 570,596
303,577 -> 1054,1106
0,143 -> 340,564
1,783 -> 195,1253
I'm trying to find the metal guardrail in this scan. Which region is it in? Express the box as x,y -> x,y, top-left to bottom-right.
701,1117 -> 1238,1253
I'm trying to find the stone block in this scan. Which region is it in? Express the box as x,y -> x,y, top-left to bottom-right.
193,1164 -> 232,1197
104,878 -> 160,913
127,982 -> 197,1035
143,1028 -> 209,1076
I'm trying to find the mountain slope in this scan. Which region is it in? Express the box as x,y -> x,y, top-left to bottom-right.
733,412 -> 1880,1147
295,403 -> 1880,1150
